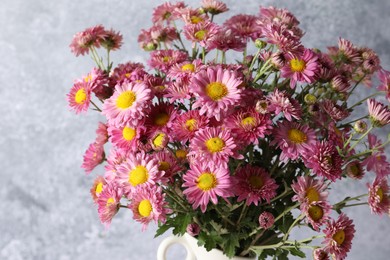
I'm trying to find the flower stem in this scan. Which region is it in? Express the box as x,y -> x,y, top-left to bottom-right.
347,125 -> 373,153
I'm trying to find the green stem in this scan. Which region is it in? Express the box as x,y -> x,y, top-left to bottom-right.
348,92 -> 383,110
236,203 -> 248,226
90,100 -> 102,112
347,126 -> 373,153
274,203 -> 299,223
343,202 -> 368,208
213,205 -> 236,226
282,214 -> 304,242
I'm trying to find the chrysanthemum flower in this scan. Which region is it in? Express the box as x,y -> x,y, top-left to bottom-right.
115,151 -> 160,197
206,28 -> 246,52
281,49 -> 319,89
191,66 -> 242,121
95,122 -> 108,145
101,28 -> 123,51
234,165 -> 278,206
225,107 -> 273,146
291,176 -> 328,206
303,141 -> 343,182
97,182 -> 122,228
201,0 -> 229,15
368,177 -> 390,215
345,161 -> 365,180
259,6 -> 300,31
367,98 -> 390,127
184,21 -> 220,48
102,81 -> 152,127
321,100 -> 350,122
67,81 -> 92,114
108,123 -> 145,152
90,175 -> 107,204
172,110 -> 209,143
148,49 -> 188,73
153,150 -> 183,182
189,127 -> 241,165
313,248 -> 330,260
223,14 -> 262,42
271,121 -> 316,162
183,161 -> 233,212
186,223 -> 200,236
261,23 -> 303,55
331,75 -> 351,94
164,79 -> 192,103
80,67 -> 111,100
178,7 -> 209,25
81,142 -> 105,174
146,102 -> 177,133
328,38 -> 361,66
167,59 -> 204,80
362,133 -> 390,178
258,211 -> 275,230
104,148 -> 131,181
304,201 -> 332,231
129,186 -> 170,231
69,25 -> 107,56
152,1 -> 186,25
109,62 -> 145,87
377,69 -> 390,102
323,213 -> 355,260
149,131 -> 169,151
267,89 -> 302,121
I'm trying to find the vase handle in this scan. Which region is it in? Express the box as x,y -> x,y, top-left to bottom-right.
157,235 -> 196,260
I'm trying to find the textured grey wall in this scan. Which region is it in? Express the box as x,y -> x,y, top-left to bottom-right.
1,0 -> 389,259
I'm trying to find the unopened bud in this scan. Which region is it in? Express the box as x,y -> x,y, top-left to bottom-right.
255,39 -> 267,49
354,120 -> 367,133
304,94 -> 317,104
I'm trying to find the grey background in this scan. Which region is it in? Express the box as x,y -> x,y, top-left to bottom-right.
1,0 -> 389,259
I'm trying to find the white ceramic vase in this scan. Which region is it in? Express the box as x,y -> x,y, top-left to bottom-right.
157,233 -> 256,260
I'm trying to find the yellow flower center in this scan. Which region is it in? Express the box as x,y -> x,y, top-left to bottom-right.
241,116 -> 256,127
306,187 -> 320,203
95,182 -> 104,195
129,166 -> 149,186
333,230 -> 345,245
248,175 -> 264,189
122,127 -> 136,141
158,161 -> 171,171
287,128 -> 307,144
377,188 -> 384,202
116,91 -> 136,109
205,137 -> 225,153
197,172 -> 217,191
75,88 -> 87,104
156,85 -> 166,91
308,205 -> 323,221
185,119 -> 197,131
162,56 -> 171,63
106,197 -> 115,207
195,30 -> 207,40
153,133 -> 166,148
190,16 -> 203,24
181,63 -> 195,72
175,149 -> 187,159
138,199 -> 153,217
205,82 -> 228,101
290,58 -> 306,72
153,113 -> 170,126
125,73 -> 131,78
84,74 -> 93,82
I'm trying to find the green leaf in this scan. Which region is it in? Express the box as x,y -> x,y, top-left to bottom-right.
288,248 -> 306,258
278,213 -> 294,234
172,214 -> 192,235
154,224 -> 171,238
223,235 -> 240,258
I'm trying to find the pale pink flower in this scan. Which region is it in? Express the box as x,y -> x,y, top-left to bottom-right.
281,49 -> 319,89
104,148 -> 131,181
69,25 -> 107,56
267,89 -> 302,121
178,7 -> 209,25
201,0 -> 229,15
259,6 -> 300,31
330,75 -> 351,94
95,122 -> 108,145
148,50 -> 188,73
368,177 -> 390,215
81,67 -> 111,100
323,213 -> 355,260
129,186 -> 170,231
90,175 -> 107,204
261,23 -> 303,55
291,176 -> 329,206
109,62 -> 145,87
271,121 -> 316,162
171,110 -> 210,143
164,79 -> 192,103
184,21 -> 220,48
258,212 -> 275,229
191,66 -> 242,121
233,165 -> 278,206
97,182 -> 122,228
367,98 -> 390,127
67,80 -> 92,114
81,142 -> 105,174
223,14 -> 262,42
152,1 -> 186,25
206,28 -> 246,52
328,38 -> 362,66
183,161 -> 233,213
102,81 -> 152,127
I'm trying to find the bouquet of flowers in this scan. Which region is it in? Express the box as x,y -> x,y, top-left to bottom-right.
68,0 -> 390,259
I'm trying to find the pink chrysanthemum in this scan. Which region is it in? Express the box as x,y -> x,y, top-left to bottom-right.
234,165 -> 278,206
303,141 -> 343,182
90,175 -> 107,204
172,110 -> 209,143
146,102 -> 177,134
261,23 -> 303,55
323,213 -> 355,260
225,107 -> 273,146
328,38 -> 361,66
191,66 -> 242,121
69,25 -> 107,56
189,127 -> 241,165
223,14 -> 262,42
80,67 -> 111,100
109,62 -> 146,87
330,75 -> 351,94
201,0 -> 229,15
129,186 -> 170,231
206,28 -> 246,52
108,123 -> 145,152
152,1 -> 186,25
377,69 -> 390,102
149,130 -> 169,151
321,100 -> 350,122
281,49 -> 319,89
101,28 -> 123,51
368,177 -> 390,215
367,98 -> 390,127
167,59 -> 204,80
313,248 -> 330,260
81,142 -> 105,174
362,133 -> 390,178
291,176 -> 328,206
183,161 -> 233,213
115,151 -> 161,197
267,89 -> 302,121
148,49 -> 188,73
67,81 -> 92,114
259,6 -> 300,30
153,150 -> 183,182
102,81 -> 152,127
97,182 -> 122,228
186,223 -> 200,236
184,21 -> 220,48
303,201 -> 332,231
104,148 -> 131,181
164,79 -> 192,103
271,121 -> 316,162
258,211 -> 275,230
345,161 -> 365,180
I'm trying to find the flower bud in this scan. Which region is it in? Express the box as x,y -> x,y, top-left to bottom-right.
345,161 -> 365,179
304,94 -> 317,105
255,39 -> 267,49
258,211 -> 274,229
354,120 -> 367,133
150,132 -> 168,150
255,100 -> 268,114
186,223 -> 200,236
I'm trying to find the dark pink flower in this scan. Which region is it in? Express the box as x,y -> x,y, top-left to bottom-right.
368,177 -> 390,215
